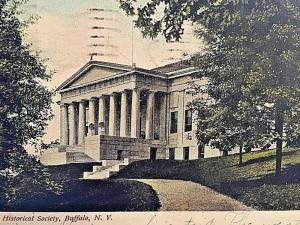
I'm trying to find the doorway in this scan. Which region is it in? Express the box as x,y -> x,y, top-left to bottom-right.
150,148 -> 157,160
117,150 -> 123,160
183,147 -> 189,160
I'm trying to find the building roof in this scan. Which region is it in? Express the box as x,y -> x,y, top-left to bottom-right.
56,60 -> 199,92
151,60 -> 193,74
56,60 -> 167,92
152,60 -> 199,78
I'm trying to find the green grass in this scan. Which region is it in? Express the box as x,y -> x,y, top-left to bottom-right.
112,148 -> 300,210
2,163 -> 160,211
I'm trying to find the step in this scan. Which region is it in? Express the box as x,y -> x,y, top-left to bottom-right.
66,152 -> 96,163
92,165 -> 111,173
101,160 -> 123,167
82,158 -> 130,180
83,170 -> 111,179
66,146 -> 85,152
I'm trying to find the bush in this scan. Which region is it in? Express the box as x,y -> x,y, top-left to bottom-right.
0,146 -> 62,210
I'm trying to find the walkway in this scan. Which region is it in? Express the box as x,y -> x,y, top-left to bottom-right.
135,179 -> 252,211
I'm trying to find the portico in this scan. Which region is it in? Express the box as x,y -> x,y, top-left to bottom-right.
59,88 -> 166,145
55,61 -> 171,161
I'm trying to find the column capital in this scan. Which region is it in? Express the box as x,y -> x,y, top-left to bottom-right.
132,87 -> 140,92
60,103 -> 68,107
147,90 -> 156,95
109,92 -> 118,96
121,89 -> 131,94
70,101 -> 78,105
89,97 -> 98,102
98,95 -> 106,99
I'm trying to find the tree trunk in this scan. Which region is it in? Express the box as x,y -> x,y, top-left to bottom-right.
223,150 -> 229,156
239,144 -> 243,166
275,100 -> 285,175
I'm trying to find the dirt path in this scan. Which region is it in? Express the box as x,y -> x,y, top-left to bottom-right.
135,179 -> 252,211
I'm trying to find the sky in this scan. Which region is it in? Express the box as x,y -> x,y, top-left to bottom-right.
22,0 -> 204,151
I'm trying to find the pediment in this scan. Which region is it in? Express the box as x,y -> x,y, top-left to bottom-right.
68,66 -> 123,88
57,61 -> 132,91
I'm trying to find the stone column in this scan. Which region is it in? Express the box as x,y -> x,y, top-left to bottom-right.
109,93 -> 116,136
98,95 -> 105,135
160,93 -> 167,140
145,91 -> 155,139
120,91 -> 128,137
88,97 -> 97,136
131,88 -> 140,138
78,100 -> 86,145
60,103 -> 69,146
68,102 -> 76,145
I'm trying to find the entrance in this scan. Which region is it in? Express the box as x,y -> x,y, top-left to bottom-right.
117,150 -> 123,160
183,147 -> 189,160
150,148 -> 157,160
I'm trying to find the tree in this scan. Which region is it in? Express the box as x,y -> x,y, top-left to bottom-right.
0,0 -> 60,208
0,0 -> 53,146
119,0 -> 300,174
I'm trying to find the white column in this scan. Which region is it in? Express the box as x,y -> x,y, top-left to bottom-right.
145,91 -> 155,139
88,98 -> 97,136
98,95 -> 105,135
78,100 -> 86,145
68,102 -> 76,145
109,94 -> 116,136
60,104 -> 68,146
160,93 -> 167,140
131,88 -> 140,138
120,91 -> 128,137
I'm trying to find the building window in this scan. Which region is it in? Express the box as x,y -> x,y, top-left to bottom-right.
183,147 -> 189,160
185,109 -> 192,132
169,148 -> 175,160
170,111 -> 178,133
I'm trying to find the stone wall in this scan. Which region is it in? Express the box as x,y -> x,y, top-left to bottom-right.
85,135 -> 101,161
40,151 -> 67,165
99,135 -> 166,160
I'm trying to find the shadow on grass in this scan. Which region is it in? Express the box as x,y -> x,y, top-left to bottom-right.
113,152 -> 300,210
222,163 -> 300,191
8,179 -> 160,212
240,150 -> 297,167
2,163 -> 161,212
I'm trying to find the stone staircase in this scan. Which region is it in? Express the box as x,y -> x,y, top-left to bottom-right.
82,158 -> 130,179
66,152 -> 96,164
66,145 -> 96,164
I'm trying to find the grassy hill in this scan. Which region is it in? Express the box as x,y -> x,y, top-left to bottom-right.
112,148 -> 300,210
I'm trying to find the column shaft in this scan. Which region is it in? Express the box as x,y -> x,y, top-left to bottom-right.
60,104 -> 68,145
88,98 -> 97,136
109,94 -> 116,136
78,101 -> 86,145
69,103 -> 76,145
131,88 -> 140,138
120,91 -> 128,137
98,96 -> 105,135
145,91 -> 155,139
160,93 -> 167,140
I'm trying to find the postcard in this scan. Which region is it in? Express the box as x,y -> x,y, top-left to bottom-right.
0,0 -> 299,224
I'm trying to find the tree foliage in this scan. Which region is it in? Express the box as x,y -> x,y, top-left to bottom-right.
0,0 -> 54,146
120,0 -> 300,173
0,0 -> 60,209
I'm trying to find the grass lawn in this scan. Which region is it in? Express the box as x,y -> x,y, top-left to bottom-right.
3,163 -> 160,211
112,148 -> 300,210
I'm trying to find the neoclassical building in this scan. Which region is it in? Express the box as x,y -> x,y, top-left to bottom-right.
42,60 -> 221,165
